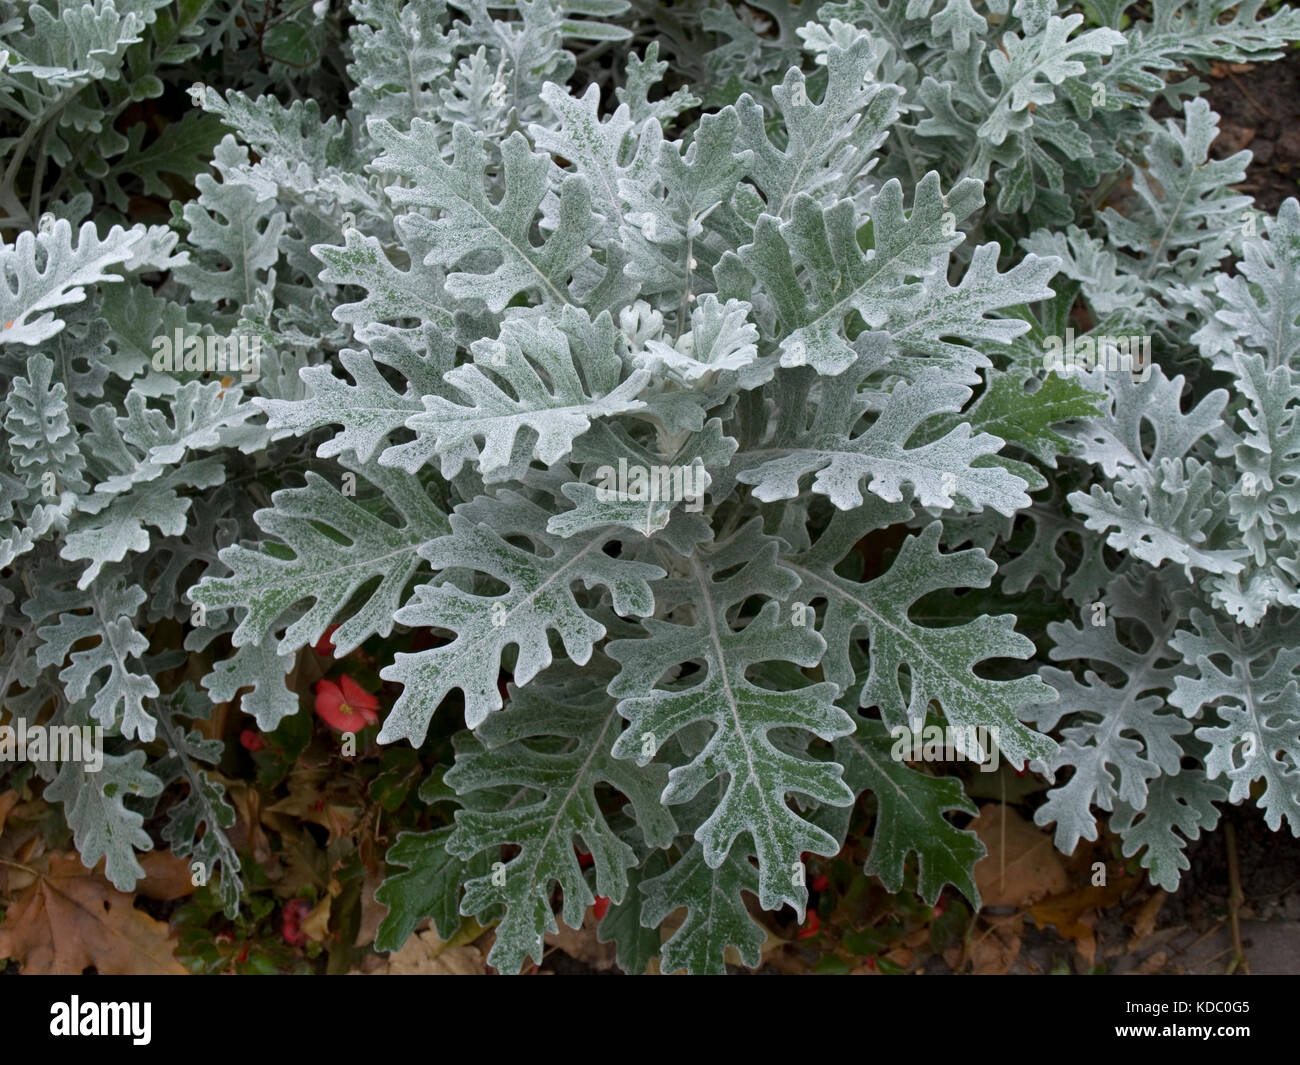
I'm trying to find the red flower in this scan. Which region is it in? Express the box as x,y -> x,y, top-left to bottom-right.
810,873 -> 829,893
313,676 -> 380,731
865,956 -> 877,971
314,624 -> 341,657
281,898 -> 311,947
797,911 -> 820,939
239,729 -> 265,753
575,848 -> 594,869
592,896 -> 610,920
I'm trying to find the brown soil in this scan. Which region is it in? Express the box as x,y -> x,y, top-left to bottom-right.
1206,50 -> 1300,212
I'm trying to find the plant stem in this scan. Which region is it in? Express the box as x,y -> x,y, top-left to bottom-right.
1224,820 -> 1250,975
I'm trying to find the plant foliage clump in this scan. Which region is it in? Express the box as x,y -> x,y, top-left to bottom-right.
2,0 -> 1299,972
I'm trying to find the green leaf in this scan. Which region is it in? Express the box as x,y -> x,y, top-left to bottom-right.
445,669 -> 675,973
175,137 -> 287,308
738,363 -> 1032,516
835,715 -> 984,907
193,458 -> 448,657
606,521 -> 856,918
394,307 -> 649,477
35,581 -> 160,740
639,840 -> 766,975
151,685 -> 241,916
380,490 -> 664,741
0,220 -> 141,347
375,826 -> 486,951
1173,607 -> 1300,833
369,118 -> 599,312
727,174 -> 983,374
735,35 -> 901,217
46,748 -> 163,892
789,514 -> 1057,768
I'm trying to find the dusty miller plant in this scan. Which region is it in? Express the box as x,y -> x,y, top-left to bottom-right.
1,0 -> 1299,972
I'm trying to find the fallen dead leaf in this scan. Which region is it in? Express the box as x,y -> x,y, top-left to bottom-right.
302,894 -> 332,943
1,830 -> 43,895
1128,890 -> 1169,951
0,790 -> 18,837
545,908 -> 618,971
971,804 -> 1068,908
353,866 -> 387,949
264,765 -> 362,843
968,913 -> 1023,974
0,854 -> 186,974
1028,876 -> 1136,968
1209,61 -> 1257,76
367,928 -> 485,975
225,781 -> 272,864
136,851 -> 198,901
902,926 -> 931,949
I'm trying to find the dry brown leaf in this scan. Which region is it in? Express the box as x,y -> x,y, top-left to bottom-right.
302,894 -> 332,943
1128,890 -> 1169,951
971,804 -> 1068,908
1,830 -> 43,895
264,766 -> 362,843
545,908 -> 618,971
1047,911 -> 1097,967
368,928 -> 486,975
136,851 -> 198,901
0,790 -> 18,838
1028,876 -> 1135,967
968,913 -> 1023,974
0,854 -> 186,974
273,828 -> 329,897
1209,61 -> 1257,76
224,781 -> 272,864
353,866 -> 387,949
